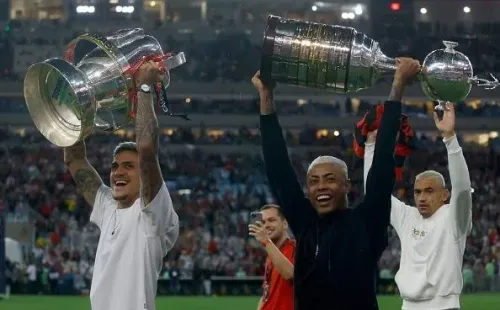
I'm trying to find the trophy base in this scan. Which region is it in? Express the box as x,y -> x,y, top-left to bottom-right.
24,58 -> 95,147
260,15 -> 280,84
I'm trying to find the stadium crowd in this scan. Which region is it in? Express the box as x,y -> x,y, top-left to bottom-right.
1,21 -> 500,118
1,19 -> 500,84
2,124 -> 500,295
1,16 -> 500,297
2,96 -> 500,118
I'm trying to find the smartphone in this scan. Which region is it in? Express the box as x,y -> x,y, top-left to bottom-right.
250,211 -> 263,223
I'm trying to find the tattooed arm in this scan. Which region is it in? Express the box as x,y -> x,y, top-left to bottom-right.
63,141 -> 103,206
134,62 -> 164,206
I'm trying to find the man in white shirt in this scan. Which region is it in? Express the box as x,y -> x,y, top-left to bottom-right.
363,103 -> 472,310
63,61 -> 179,310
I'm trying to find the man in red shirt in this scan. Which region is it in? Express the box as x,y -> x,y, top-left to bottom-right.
249,204 -> 295,310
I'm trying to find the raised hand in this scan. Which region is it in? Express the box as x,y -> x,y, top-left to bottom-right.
433,102 -> 456,139
249,221 -> 270,245
251,70 -> 276,95
134,61 -> 165,86
394,57 -> 421,86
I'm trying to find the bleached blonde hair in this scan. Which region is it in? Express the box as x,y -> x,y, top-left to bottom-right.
307,156 -> 348,177
415,170 -> 446,187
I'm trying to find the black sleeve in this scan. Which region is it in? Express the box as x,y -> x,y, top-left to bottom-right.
362,101 -> 401,253
260,113 -> 311,237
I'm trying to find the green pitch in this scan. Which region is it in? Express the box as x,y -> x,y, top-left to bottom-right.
1,294 -> 499,309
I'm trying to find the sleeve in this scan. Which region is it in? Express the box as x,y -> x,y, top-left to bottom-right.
364,143 -> 414,235
444,135 -> 473,239
90,185 -> 114,229
361,101 -> 401,249
283,241 -> 296,284
141,182 -> 179,252
260,114 -> 312,237
283,241 -> 296,264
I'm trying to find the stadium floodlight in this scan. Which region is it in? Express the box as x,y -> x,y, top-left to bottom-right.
123,6 -> 135,13
312,5 -> 318,11
76,5 -> 96,14
116,5 -> 135,13
341,12 -> 355,20
463,6 -> 471,13
420,7 -> 427,14
354,5 -> 363,15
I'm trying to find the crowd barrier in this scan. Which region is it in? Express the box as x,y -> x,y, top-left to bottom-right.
5,274 -> 500,296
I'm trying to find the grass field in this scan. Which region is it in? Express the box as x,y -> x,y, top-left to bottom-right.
1,294 -> 500,310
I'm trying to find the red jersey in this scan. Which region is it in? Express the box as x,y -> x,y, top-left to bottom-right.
261,239 -> 296,310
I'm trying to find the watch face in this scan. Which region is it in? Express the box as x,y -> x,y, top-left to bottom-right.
140,84 -> 151,92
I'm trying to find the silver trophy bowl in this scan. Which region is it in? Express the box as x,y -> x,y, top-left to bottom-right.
23,28 -> 187,147
261,15 -> 499,106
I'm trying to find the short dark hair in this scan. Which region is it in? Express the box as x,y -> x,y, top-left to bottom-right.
113,141 -> 138,157
260,204 -> 285,219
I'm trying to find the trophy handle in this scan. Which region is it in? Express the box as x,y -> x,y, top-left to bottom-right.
94,114 -> 117,132
163,52 -> 187,71
469,74 -> 500,90
159,52 -> 186,88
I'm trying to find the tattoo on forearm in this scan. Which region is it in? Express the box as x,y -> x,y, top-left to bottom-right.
260,91 -> 276,115
135,94 -> 162,204
63,141 -> 86,165
74,168 -> 101,201
139,152 -> 161,202
135,94 -> 159,148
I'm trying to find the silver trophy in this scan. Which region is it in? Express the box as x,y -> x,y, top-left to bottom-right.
261,15 -> 499,109
23,28 -> 187,147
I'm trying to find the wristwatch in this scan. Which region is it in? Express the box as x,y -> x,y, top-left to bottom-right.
137,84 -> 152,94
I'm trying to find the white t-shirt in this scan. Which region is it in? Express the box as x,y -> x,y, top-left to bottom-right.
89,183 -> 179,310
364,136 -> 472,310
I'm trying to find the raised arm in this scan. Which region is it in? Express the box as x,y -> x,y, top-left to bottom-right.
364,137 -> 414,235
134,62 -> 179,247
134,62 -> 164,206
362,58 -> 420,250
434,104 -> 472,239
64,141 -> 104,207
252,71 -> 311,236
362,100 -> 400,225
249,220 -> 295,280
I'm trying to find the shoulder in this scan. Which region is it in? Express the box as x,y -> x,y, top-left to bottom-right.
140,182 -> 171,210
282,239 -> 296,258
94,185 -> 113,205
283,239 -> 296,249
435,204 -> 453,219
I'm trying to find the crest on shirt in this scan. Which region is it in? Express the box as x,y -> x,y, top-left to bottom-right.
412,227 -> 427,240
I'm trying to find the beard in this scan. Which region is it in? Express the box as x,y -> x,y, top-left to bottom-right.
112,192 -> 129,201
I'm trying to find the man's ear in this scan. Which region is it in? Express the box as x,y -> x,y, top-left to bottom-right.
443,188 -> 450,203
283,219 -> 289,231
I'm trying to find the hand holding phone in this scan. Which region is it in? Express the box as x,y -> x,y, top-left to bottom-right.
250,211 -> 263,224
